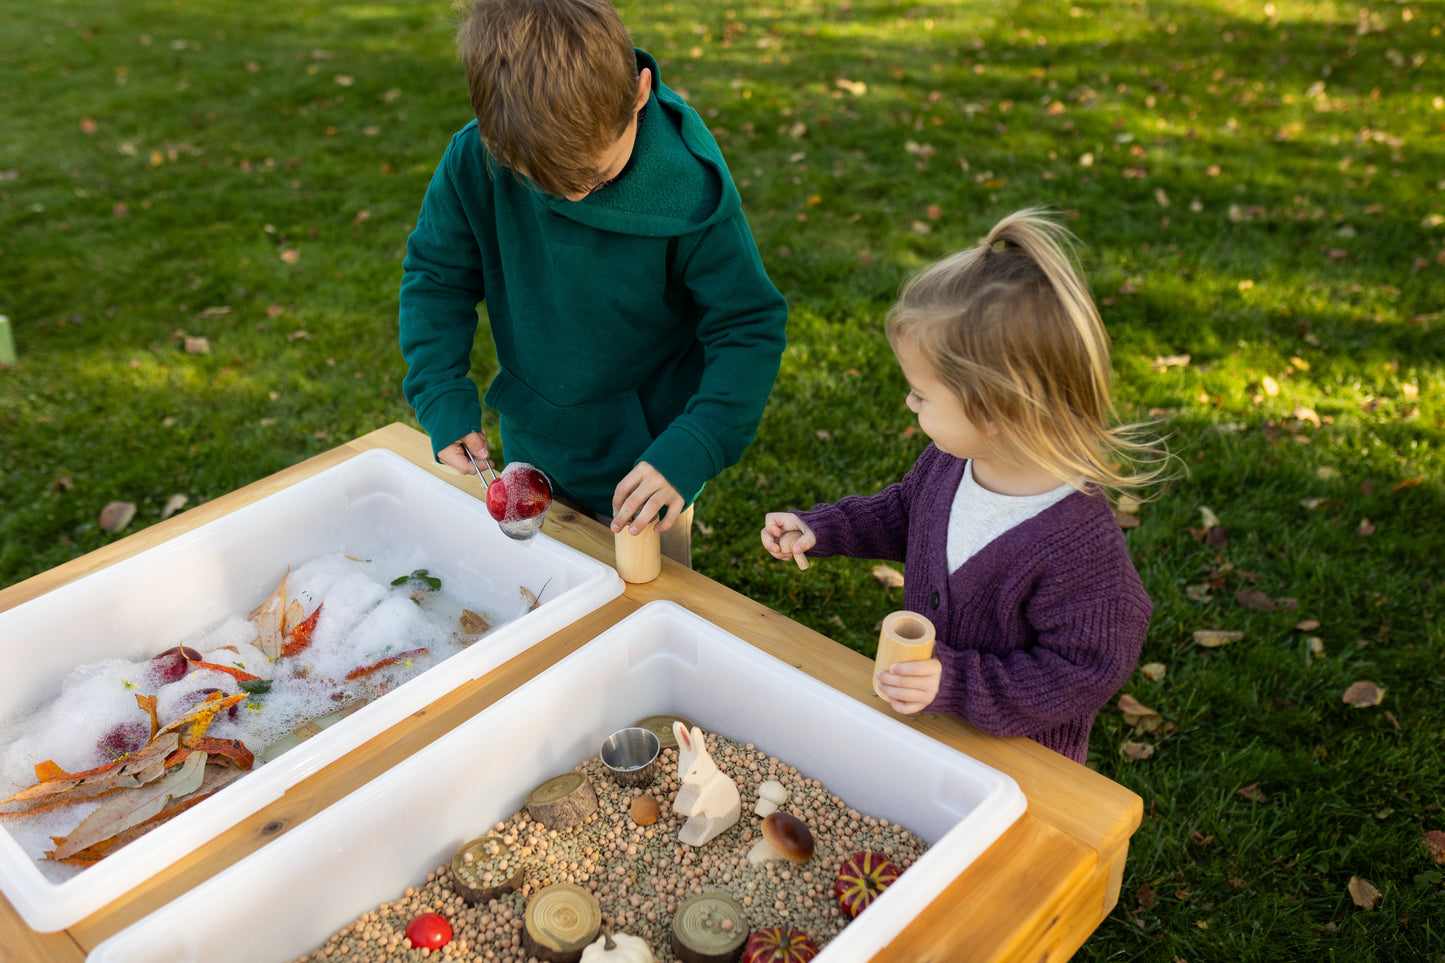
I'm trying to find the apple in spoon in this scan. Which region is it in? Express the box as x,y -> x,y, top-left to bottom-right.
485,463 -> 552,540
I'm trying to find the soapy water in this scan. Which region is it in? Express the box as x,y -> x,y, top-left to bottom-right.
0,549 -> 531,883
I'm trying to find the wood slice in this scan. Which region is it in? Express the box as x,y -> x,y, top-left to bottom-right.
525,771 -> 598,832
523,882 -> 601,963
671,891 -> 748,963
450,835 -> 523,904
632,714 -> 694,750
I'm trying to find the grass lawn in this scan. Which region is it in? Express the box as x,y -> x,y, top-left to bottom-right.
1,0 -> 1442,959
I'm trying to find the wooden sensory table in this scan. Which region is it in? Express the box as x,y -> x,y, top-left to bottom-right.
0,423 -> 1141,963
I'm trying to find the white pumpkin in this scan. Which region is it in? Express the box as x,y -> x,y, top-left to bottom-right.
580,929 -> 654,963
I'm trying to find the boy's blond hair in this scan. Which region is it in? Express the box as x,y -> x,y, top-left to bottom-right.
455,0 -> 638,198
886,208 -> 1172,496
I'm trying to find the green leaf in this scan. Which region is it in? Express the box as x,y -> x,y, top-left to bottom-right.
238,678 -> 272,695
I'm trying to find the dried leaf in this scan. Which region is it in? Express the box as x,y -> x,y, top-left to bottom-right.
1236,589 -> 1277,612
344,647 -> 429,681
252,568 -> 290,659
1357,517 -> 1376,536
1347,876 -> 1381,911
1342,680 -> 1385,708
160,493 -> 188,519
0,733 -> 180,815
183,336 -> 210,355
1194,629 -> 1244,648
871,565 -> 905,589
50,751 -> 208,860
1236,784 -> 1267,804
1423,830 -> 1445,864
1120,741 -> 1154,762
1114,510 -> 1141,528
1297,618 -> 1322,632
99,501 -> 137,533
1139,662 -> 1167,681
459,609 -> 493,637
1118,694 -> 1163,734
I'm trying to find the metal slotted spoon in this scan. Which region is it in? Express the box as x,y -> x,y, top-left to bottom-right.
463,447 -> 548,541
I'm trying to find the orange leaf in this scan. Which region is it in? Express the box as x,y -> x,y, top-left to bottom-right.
280,602 -> 324,658
345,647 -> 429,681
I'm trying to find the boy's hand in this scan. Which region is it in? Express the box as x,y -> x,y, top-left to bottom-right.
761,512 -> 814,568
876,658 -> 942,715
612,462 -> 685,534
438,432 -> 490,475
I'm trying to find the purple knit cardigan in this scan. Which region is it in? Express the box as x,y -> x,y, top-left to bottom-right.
796,444 -> 1152,763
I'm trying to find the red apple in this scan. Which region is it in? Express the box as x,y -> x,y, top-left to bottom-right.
149,645 -> 203,684
485,464 -> 552,523
97,722 -> 149,761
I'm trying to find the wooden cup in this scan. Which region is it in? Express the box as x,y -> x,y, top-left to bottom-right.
614,520 -> 661,583
873,610 -> 936,699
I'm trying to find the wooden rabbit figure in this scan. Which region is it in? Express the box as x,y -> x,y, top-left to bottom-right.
671,722 -> 741,846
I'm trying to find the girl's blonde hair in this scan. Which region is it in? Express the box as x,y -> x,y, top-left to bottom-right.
885,208 -> 1170,496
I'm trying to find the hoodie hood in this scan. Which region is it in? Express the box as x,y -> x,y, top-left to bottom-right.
543,50 -> 739,237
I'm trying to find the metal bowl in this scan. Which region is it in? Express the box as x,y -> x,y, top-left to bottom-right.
599,727 -> 661,787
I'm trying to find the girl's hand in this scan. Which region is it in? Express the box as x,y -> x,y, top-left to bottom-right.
438,432 -> 490,475
612,462 -> 686,534
761,512 -> 814,568
876,658 -> 942,715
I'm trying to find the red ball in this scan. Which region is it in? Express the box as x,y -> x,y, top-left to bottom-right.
405,911 -> 453,950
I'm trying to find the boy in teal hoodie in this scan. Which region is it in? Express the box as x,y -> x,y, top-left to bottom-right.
398,0 -> 788,562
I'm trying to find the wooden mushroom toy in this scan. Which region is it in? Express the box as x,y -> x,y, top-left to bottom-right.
746,811 -> 815,866
752,780 -> 788,818
581,927 -> 654,963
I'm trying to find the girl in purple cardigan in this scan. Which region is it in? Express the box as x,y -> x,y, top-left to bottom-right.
761,209 -> 1170,764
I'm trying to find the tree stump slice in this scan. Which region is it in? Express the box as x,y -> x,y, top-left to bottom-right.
671,891 -> 748,963
450,835 -> 523,904
633,714 -> 694,750
523,882 -> 601,963
525,771 -> 598,831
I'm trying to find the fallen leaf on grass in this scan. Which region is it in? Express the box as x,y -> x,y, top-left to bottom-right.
160,494 -> 188,519
1236,784 -> 1267,803
1139,662 -> 1167,681
1342,680 -> 1385,708
871,565 -> 904,589
1120,741 -> 1154,761
1347,876 -> 1381,911
183,336 -> 209,354
99,501 -> 137,533
1194,629 -> 1244,648
1423,830 -> 1445,864
1118,694 -> 1162,733
1236,589 -> 1276,612
1297,618 -> 1322,632
1358,517 -> 1376,536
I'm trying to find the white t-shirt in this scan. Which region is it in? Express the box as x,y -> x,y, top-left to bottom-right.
947,460 -> 1075,574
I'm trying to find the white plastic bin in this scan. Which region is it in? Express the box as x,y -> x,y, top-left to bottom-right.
88,600 -> 1027,963
0,448 -> 623,931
